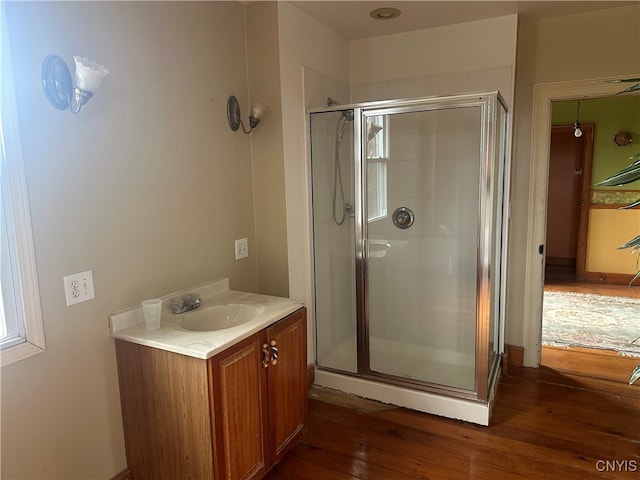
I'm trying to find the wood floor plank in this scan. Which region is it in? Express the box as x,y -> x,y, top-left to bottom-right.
305,400 -> 623,480
510,365 -> 640,401
495,379 -> 640,438
266,451 -> 357,479
295,407 -> 534,480
542,346 -> 640,384
544,281 -> 640,299
276,441 -> 430,480
265,367 -> 640,480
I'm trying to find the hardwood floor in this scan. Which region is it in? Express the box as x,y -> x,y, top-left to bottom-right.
544,279 -> 640,299
542,277 -> 640,381
264,278 -> 640,479
267,278 -> 640,479
542,345 -> 640,384
265,368 -> 640,480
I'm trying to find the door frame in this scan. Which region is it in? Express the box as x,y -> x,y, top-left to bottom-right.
522,75 -> 639,367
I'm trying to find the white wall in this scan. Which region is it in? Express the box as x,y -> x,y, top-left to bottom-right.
277,2 -> 351,359
350,14 -> 518,108
1,2 -> 257,478
246,2 -> 289,297
508,4 -> 640,354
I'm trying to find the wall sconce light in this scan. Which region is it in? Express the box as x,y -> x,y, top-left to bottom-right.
42,55 -> 109,114
573,100 -> 583,138
613,130 -> 633,146
227,95 -> 266,134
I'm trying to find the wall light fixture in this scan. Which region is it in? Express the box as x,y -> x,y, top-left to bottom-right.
227,95 -> 266,134
42,55 -> 109,114
613,130 -> 633,146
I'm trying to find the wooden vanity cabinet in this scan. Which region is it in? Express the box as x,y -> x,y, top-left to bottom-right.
115,307 -> 307,480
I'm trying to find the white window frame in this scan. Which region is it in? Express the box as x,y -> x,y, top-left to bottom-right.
0,12 -> 45,367
366,115 -> 389,223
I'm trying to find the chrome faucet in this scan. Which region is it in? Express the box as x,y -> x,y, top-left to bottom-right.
171,293 -> 201,314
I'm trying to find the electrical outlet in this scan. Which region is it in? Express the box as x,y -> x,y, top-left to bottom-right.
235,238 -> 249,260
63,270 -> 95,306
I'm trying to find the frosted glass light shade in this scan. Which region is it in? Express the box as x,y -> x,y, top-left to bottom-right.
74,56 -> 109,93
250,101 -> 267,121
249,101 -> 267,129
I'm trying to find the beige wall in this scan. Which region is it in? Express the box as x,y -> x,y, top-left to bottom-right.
277,2 -> 351,359
1,2 -> 257,478
246,2 -> 289,297
507,4 -> 640,349
349,14 -> 518,108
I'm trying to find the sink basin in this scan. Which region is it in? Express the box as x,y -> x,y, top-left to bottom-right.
180,304 -> 261,331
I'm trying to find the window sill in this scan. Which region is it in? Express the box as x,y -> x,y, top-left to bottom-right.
2,339 -> 45,367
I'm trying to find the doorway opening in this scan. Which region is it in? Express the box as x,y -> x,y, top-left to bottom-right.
544,123 -> 594,283
524,76 -> 640,378
540,96 -> 640,381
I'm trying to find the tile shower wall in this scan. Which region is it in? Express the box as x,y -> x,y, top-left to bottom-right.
368,107 -> 481,355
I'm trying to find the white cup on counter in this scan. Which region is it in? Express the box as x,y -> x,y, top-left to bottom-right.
141,299 -> 162,330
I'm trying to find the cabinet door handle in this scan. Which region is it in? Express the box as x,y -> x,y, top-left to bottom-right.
269,340 -> 278,366
262,343 -> 270,368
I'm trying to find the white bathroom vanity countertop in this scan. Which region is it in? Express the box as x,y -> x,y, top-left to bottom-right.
109,278 -> 305,360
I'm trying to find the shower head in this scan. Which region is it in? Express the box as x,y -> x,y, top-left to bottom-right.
367,123 -> 383,141
327,97 -> 353,122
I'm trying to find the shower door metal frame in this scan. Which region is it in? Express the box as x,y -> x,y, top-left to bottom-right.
309,92 -> 509,404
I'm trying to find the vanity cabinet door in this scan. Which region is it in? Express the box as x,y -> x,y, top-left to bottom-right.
265,308 -> 307,465
209,333 -> 269,480
115,340 -> 215,480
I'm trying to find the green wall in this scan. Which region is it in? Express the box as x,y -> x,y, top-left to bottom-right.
552,95 -> 640,192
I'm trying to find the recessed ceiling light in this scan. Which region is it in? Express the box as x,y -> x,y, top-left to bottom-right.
369,7 -> 401,20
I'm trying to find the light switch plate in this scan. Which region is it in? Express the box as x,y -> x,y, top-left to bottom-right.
63,270 -> 95,306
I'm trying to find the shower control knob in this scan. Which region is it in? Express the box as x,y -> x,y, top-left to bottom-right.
392,207 -> 414,229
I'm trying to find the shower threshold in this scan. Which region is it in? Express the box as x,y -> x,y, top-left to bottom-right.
314,337 -> 500,425
313,368 -> 498,426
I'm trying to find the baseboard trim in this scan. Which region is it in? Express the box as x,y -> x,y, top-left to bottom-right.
585,271 -> 635,285
110,468 -> 133,480
546,256 -> 576,267
503,345 -> 524,375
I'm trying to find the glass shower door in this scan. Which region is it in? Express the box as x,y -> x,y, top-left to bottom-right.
310,109 -> 358,375
364,105 -> 482,391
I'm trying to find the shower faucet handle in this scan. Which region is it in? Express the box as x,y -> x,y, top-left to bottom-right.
392,207 -> 414,229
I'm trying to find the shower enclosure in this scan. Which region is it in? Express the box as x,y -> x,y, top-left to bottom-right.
308,92 -> 510,425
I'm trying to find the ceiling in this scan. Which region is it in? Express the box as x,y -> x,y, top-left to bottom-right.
290,1 -> 638,40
